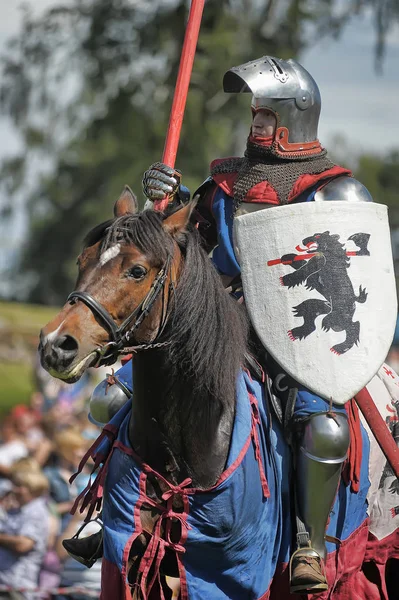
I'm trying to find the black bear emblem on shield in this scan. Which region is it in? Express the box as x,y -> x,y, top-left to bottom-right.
268,231 -> 370,355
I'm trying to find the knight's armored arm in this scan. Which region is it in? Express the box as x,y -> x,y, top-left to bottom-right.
142,161 -> 218,253
142,162 -> 191,213
143,162 -> 181,202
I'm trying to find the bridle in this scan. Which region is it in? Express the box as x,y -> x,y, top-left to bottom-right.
67,254 -> 173,365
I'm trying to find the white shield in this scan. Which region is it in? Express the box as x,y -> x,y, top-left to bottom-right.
234,201 -> 397,404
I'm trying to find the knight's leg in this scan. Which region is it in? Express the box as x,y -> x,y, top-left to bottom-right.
296,412 -> 349,558
62,524 -> 103,568
89,360 -> 132,425
290,411 -> 350,593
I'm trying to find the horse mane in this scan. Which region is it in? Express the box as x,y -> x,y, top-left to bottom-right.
83,220 -> 114,249
168,219 -> 249,409
87,210 -> 248,409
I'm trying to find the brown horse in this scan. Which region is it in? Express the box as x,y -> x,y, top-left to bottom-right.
39,187 -> 399,600
39,187 -> 247,488
39,187 -> 253,597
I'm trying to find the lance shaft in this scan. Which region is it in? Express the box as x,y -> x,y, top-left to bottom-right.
355,387 -> 399,479
154,0 -> 206,212
267,251 -> 360,267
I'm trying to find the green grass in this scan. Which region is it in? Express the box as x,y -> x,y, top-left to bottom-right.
0,362 -> 34,414
0,301 -> 59,414
0,301 -> 58,337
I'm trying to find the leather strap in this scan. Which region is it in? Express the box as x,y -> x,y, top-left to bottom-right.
67,255 -> 172,362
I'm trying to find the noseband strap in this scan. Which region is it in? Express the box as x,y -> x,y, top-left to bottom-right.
67,255 -> 172,362
67,290 -> 121,341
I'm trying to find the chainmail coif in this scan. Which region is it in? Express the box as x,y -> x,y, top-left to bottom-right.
211,138 -> 335,211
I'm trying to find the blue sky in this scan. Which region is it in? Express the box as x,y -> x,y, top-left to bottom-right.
302,12 -> 399,155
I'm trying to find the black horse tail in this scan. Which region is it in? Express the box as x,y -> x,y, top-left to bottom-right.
356,285 -> 368,303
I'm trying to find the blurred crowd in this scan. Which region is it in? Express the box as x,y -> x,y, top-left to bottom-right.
0,358 -> 116,600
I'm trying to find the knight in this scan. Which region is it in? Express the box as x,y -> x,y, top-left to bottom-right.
64,56 -> 376,594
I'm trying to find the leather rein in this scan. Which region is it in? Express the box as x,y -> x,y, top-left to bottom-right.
67,254 -> 173,366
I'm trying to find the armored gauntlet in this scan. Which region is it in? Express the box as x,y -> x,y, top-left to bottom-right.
142,162 -> 181,202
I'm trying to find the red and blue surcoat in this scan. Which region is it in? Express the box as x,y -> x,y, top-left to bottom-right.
77,366 -> 371,600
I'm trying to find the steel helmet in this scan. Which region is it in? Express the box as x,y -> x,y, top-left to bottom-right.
223,56 -> 323,158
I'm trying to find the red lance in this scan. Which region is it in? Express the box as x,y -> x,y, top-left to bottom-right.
154,0 -> 206,213
355,387 -> 399,479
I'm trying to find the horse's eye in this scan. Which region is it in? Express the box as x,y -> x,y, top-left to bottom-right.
127,265 -> 147,280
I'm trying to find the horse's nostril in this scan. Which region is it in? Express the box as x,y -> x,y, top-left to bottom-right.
54,335 -> 78,353
38,333 -> 79,372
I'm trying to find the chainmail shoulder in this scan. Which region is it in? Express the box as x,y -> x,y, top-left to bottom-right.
210,140 -> 335,211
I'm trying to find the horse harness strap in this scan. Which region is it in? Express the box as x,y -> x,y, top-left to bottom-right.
67,255 -> 172,362
67,290 -> 121,341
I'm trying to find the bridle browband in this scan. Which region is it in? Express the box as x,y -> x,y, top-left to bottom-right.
67,254 -> 173,365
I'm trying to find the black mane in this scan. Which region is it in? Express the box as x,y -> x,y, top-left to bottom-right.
86,210 -> 248,409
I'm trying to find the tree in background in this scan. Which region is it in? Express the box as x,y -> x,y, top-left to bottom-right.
356,151 -> 399,291
1,0 -> 398,305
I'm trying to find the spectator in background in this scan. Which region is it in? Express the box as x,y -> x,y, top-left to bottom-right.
73,410 -> 99,443
0,417 -> 28,467
11,405 -> 43,447
54,505 -> 101,600
38,511 -> 62,597
44,428 -> 90,530
4,406 -> 53,469
28,392 -> 45,418
0,460 -> 49,600
0,418 -> 29,497
0,478 -> 15,524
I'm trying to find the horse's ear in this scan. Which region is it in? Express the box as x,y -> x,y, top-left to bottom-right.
162,199 -> 197,236
114,185 -> 138,217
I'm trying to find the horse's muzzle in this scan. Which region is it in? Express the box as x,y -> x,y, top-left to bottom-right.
38,332 -> 79,373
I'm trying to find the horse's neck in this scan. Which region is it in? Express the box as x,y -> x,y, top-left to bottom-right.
128,350 -> 235,489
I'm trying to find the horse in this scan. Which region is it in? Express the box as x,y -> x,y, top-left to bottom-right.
39,187 -> 399,600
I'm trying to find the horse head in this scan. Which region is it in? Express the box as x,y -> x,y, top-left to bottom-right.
39,186 -> 194,383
